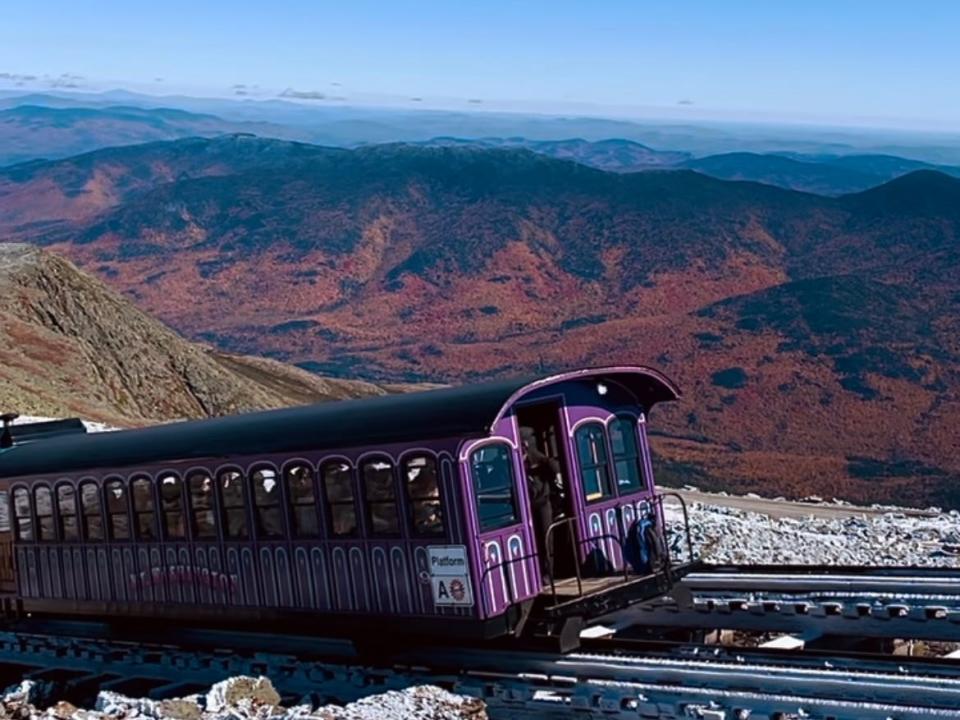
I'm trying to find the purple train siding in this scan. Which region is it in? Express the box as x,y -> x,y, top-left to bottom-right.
0,367 -> 682,638
8,438 -> 473,622
462,376 -> 666,619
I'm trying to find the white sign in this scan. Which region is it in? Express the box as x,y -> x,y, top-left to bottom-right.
427,545 -> 474,607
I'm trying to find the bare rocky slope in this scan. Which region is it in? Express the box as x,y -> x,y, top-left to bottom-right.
0,243 -> 387,426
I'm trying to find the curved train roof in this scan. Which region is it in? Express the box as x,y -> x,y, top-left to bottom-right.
0,366 -> 679,480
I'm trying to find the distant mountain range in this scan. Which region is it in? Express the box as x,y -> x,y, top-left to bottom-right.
4,98 -> 960,195
2,136 -> 959,507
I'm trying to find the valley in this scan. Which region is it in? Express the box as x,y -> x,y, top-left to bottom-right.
1,137 -> 958,506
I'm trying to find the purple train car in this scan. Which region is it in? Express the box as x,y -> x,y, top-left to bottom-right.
0,366 -> 694,646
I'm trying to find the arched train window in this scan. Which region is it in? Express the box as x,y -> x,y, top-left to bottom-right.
320,461 -> 357,538
251,467 -> 284,539
104,478 -> 131,541
159,474 -> 185,540
12,487 -> 33,542
218,470 -> 247,539
34,486 -> 55,541
469,443 -> 518,532
56,484 -> 79,542
131,476 -> 156,541
575,423 -> 614,503
362,458 -> 400,536
403,455 -> 444,537
188,471 -> 217,540
285,464 -> 319,538
610,416 -> 645,494
80,481 -> 104,541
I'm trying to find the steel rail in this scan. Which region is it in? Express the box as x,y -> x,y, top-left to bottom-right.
3,620 -> 960,718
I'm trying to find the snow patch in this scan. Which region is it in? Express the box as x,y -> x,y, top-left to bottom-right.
9,415 -> 119,433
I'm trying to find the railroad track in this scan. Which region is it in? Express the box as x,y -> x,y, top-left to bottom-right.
2,616 -> 960,719
613,564 -> 960,644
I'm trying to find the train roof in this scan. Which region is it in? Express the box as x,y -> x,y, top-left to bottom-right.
0,366 -> 679,480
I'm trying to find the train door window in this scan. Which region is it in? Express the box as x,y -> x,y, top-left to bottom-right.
188,471 -> 217,540
104,479 -> 131,541
12,487 -> 33,541
56,485 -> 79,541
34,486 -> 56,541
80,481 -> 104,541
575,423 -> 614,503
251,467 -> 284,539
403,455 -> 444,537
362,458 -> 400,536
159,474 -> 186,540
470,443 -> 518,532
285,464 -> 319,538
320,461 -> 357,537
218,470 -> 248,539
131,477 -> 157,541
610,416 -> 645,494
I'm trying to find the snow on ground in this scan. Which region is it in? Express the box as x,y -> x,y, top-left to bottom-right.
3,676 -> 486,720
10,415 -> 119,433
666,491 -> 960,566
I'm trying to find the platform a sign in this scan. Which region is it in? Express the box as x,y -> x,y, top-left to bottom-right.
427,545 -> 474,607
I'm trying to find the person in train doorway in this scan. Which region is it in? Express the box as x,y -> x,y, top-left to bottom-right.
519,426 -> 563,584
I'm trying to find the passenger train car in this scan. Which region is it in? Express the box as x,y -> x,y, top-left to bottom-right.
0,366 -> 693,646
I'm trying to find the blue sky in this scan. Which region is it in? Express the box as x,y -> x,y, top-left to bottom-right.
1,1 -> 958,129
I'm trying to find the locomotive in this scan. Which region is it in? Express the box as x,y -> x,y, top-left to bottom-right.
0,366 -> 693,648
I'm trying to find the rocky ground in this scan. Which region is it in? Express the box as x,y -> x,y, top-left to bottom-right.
666,490 -> 960,566
1,676 -> 486,720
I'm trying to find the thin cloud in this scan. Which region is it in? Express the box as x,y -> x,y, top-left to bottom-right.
410,97 -> 423,102
677,99 -> 695,106
0,72 -> 38,82
154,77 -> 165,83
280,88 -> 327,100
467,98 -> 483,104
48,72 -> 85,89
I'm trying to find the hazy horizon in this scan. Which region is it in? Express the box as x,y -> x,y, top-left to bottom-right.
2,1 -> 960,133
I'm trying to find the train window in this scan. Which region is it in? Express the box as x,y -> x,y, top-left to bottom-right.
285,464 -> 319,538
576,424 -> 614,503
104,479 -> 131,541
34,486 -> 56,541
159,474 -> 186,540
251,467 -> 284,539
0,490 -> 9,534
218,470 -> 248,539
80,481 -> 105,541
188,471 -> 217,540
56,485 -> 79,541
131,477 -> 157,541
362,458 -> 400,536
470,444 -> 518,532
13,487 -> 33,542
320,461 -> 357,537
403,455 -> 444,537
610,417 -> 645,494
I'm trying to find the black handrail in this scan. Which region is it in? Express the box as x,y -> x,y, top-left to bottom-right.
476,490 -> 698,614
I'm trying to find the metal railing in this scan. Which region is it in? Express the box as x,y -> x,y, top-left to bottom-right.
478,491 -> 696,616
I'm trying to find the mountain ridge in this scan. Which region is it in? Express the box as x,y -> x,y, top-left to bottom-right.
2,139 -> 958,506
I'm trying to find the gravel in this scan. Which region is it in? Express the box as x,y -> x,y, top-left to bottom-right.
2,676 -> 486,720
667,497 -> 960,566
